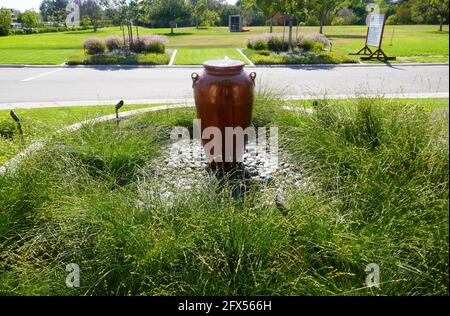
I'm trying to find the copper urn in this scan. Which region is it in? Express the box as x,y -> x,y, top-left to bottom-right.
192,59 -> 256,170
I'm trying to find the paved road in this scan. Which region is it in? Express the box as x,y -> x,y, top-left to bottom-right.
0,64 -> 448,109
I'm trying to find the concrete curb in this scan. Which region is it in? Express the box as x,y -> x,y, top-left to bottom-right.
0,62 -> 448,69
3,93 -> 448,110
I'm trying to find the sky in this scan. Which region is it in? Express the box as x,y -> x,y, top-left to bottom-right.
0,0 -> 238,12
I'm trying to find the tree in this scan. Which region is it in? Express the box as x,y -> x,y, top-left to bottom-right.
218,3 -> 240,26
251,0 -> 281,32
278,0 -> 306,53
193,0 -> 220,28
147,0 -> 189,34
237,0 -> 265,26
416,0 -> 449,31
308,0 -> 342,34
109,0 -> 135,46
81,0 -> 102,31
0,8 -> 12,36
40,0 -> 69,23
19,10 -> 40,29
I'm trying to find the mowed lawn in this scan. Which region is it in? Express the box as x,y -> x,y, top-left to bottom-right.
174,47 -> 249,65
0,25 -> 448,64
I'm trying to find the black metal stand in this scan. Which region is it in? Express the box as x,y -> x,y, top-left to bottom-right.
349,45 -> 373,56
360,48 -> 396,61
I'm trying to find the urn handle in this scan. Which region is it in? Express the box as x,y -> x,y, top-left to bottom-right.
191,72 -> 199,88
249,72 -> 257,87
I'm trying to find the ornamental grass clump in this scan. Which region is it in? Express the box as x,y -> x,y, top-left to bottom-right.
268,35 -> 289,52
83,37 -> 106,55
105,35 -> 123,52
247,34 -> 273,50
304,33 -> 331,50
131,35 -> 168,54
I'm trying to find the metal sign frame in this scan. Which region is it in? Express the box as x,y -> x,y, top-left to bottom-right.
350,13 -> 396,61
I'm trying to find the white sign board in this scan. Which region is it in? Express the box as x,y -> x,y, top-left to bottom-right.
366,14 -> 385,47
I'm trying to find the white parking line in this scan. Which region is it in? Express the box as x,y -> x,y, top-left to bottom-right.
21,68 -> 64,82
169,50 -> 178,66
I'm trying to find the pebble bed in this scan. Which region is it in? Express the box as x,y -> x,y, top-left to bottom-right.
137,140 -> 316,207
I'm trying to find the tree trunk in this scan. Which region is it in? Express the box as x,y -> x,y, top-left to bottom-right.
269,19 -> 273,33
439,15 -> 443,32
288,17 -> 293,54
319,14 -> 324,34
296,18 -> 299,39
122,23 -> 126,49
283,17 -> 286,40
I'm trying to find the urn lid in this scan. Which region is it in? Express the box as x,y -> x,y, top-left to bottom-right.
203,58 -> 245,75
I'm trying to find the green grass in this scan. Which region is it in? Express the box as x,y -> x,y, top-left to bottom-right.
0,103 -> 168,166
0,96 -> 448,295
1,98 -> 446,167
174,47 -> 248,65
0,25 -> 447,65
288,97 -> 449,112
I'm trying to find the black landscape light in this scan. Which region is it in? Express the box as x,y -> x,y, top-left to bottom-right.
115,100 -> 125,122
10,110 -> 23,135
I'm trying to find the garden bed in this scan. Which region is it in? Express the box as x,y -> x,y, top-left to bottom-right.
245,32 -> 357,65
67,34 -> 171,66
0,96 -> 448,295
67,51 -> 171,65
243,48 -> 356,65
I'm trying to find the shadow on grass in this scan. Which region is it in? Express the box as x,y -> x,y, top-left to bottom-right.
154,32 -> 194,37
63,30 -> 98,35
328,34 -> 366,39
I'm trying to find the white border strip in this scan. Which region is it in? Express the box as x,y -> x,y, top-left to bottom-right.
1,99 -> 194,110
237,49 -> 255,66
0,103 -> 193,175
169,50 -> 178,66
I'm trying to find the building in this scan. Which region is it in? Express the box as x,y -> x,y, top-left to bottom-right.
7,9 -> 22,29
10,9 -> 20,22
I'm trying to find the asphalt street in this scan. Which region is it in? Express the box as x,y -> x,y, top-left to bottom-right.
0,64 -> 448,109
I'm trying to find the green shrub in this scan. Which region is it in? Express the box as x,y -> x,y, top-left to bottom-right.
268,36 -> 289,52
248,34 -> 272,50
105,36 -> 123,51
10,29 -> 26,35
0,119 -> 17,139
255,40 -> 269,51
130,35 -> 168,54
145,42 -> 165,54
130,38 -> 146,54
67,52 -> 170,65
313,42 -> 325,51
386,15 -> 398,25
83,37 -> 106,55
243,49 -> 357,65
256,50 -> 271,56
331,16 -> 345,26
299,39 -> 315,52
